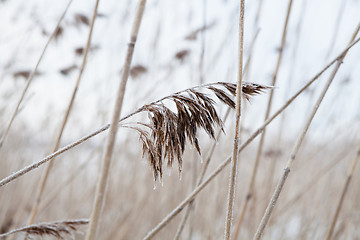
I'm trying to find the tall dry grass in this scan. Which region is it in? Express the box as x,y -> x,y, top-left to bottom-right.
1,0 -> 360,240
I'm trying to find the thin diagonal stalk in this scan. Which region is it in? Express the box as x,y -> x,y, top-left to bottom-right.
1,37 -> 358,190
267,1 -> 307,202
0,0 -> 74,149
325,143 -> 360,240
247,0 -> 293,226
253,25 -> 360,240
325,0 -> 348,59
27,0 -> 101,225
85,1 -> 147,240
142,40 -> 354,239
224,0 -> 245,238
198,0 -> 207,84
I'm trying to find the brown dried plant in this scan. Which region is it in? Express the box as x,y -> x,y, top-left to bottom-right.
74,13 -> 90,26
0,219 -> 88,239
130,64 -> 148,79
124,82 -> 270,181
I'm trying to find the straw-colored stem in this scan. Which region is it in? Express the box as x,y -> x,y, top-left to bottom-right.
27,0 -> 100,225
268,0 -> 306,201
1,37 -> 358,190
325,144 -> 360,240
234,0 -> 293,236
253,25 -> 360,239
252,0 -> 294,222
198,0 -> 207,85
325,0 -> 348,58
224,0 -> 245,239
85,1 -> 147,240
0,0 -> 73,149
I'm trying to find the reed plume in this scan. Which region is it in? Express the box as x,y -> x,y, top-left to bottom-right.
0,219 -> 88,239
125,82 -> 270,181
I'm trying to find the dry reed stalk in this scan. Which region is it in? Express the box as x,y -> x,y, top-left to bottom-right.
269,0 -> 307,198
141,40 -> 357,239
325,143 -> 360,240
174,29 -> 260,238
231,11 -> 262,240
0,0 -> 74,149
85,1 -> 147,239
253,25 -> 360,240
1,36 -> 358,190
0,219 -> 88,239
254,0 -> 264,27
224,0 -> 245,238
198,0 -> 207,85
325,0 -> 348,59
233,0 -> 294,236
27,0 -> 101,225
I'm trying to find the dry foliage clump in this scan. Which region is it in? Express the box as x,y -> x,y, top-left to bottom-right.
74,45 -> 99,56
74,13 -> 90,26
0,219 -> 88,239
13,70 -> 42,79
54,26 -> 64,42
59,64 -> 78,76
130,64 -> 148,79
185,21 -> 216,41
174,49 -> 190,62
125,82 -> 270,180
